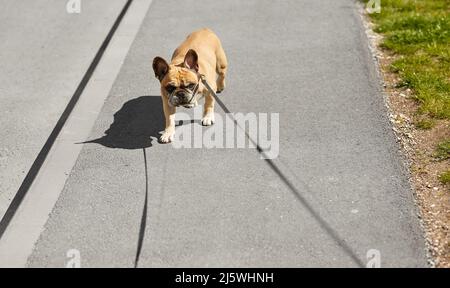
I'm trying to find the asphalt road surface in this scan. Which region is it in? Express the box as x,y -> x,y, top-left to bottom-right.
0,0 -> 427,267
0,0 -> 127,219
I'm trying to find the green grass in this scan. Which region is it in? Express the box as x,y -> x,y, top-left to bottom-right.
365,0 -> 450,119
415,118 -> 435,129
439,170 -> 450,184
434,139 -> 450,161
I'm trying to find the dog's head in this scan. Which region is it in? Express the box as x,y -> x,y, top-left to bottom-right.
152,49 -> 201,108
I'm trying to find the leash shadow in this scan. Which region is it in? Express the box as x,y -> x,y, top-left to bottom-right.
81,95 -> 198,267
81,95 -> 162,267
134,148 -> 148,268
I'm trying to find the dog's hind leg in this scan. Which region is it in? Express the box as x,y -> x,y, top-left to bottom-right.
215,45 -> 227,93
202,80 -> 216,126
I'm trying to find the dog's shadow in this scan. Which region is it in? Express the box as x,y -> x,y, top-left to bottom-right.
84,95 -> 201,149
85,96 -> 164,149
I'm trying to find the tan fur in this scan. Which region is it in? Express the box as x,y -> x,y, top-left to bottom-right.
153,28 -> 228,143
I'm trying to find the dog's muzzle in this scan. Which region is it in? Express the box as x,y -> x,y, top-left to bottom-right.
168,80 -> 200,108
168,91 -> 197,108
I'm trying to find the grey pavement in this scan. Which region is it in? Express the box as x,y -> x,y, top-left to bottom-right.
3,0 -> 427,267
0,0 -> 127,218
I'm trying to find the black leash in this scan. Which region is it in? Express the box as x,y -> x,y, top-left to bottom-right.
196,76 -> 364,267
198,74 -> 266,156
198,74 -> 230,114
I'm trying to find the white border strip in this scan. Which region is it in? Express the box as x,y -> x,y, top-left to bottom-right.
0,0 -> 153,268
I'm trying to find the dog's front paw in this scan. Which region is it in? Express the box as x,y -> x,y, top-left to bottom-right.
159,129 -> 174,143
202,113 -> 215,126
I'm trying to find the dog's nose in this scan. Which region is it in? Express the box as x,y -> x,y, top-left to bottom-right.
176,91 -> 189,101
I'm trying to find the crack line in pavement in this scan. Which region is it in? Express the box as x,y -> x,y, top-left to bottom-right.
212,94 -> 365,267
0,0 -> 134,239
134,148 -> 149,268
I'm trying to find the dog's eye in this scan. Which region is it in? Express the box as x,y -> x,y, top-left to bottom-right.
165,85 -> 176,93
187,83 -> 196,90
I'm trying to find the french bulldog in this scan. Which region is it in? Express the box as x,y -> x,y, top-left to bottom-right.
152,28 -> 228,143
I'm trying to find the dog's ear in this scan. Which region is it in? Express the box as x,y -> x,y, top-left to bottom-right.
183,49 -> 199,72
152,57 -> 169,81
